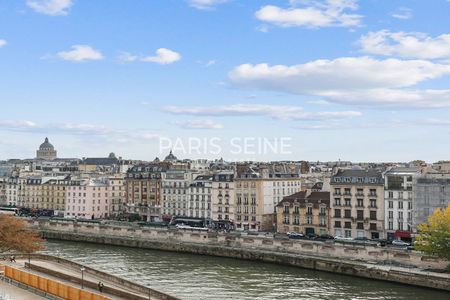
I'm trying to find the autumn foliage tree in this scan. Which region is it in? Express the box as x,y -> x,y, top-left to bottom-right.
0,214 -> 44,254
415,205 -> 450,262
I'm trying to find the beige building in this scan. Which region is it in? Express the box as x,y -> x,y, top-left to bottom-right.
276,191 -> 330,235
40,177 -> 69,213
107,173 -> 125,217
25,177 -> 43,209
330,169 -> 385,239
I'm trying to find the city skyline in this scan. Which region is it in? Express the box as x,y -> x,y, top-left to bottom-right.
1,0 -> 450,161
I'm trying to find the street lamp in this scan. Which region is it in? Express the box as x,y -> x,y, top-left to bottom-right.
80,267 -> 85,289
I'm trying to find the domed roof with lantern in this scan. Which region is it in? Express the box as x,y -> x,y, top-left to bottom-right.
39,137 -> 54,150
164,150 -> 178,162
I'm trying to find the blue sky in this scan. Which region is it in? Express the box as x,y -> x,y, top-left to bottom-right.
0,0 -> 450,162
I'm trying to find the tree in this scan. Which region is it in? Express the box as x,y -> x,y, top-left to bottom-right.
415,205 -> 450,261
0,214 -> 44,254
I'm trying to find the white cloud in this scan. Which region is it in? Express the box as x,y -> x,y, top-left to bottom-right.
164,104 -> 361,121
255,0 -> 362,28
0,39 -> 7,48
317,89 -> 450,108
360,30 -> 450,59
118,52 -> 138,62
27,0 -> 72,16
0,120 -> 161,141
118,49 -> 181,65
141,48 -> 181,65
0,120 -> 37,130
391,7 -> 412,20
229,57 -> 450,92
173,119 -> 224,129
187,0 -> 229,10
57,45 -> 104,62
229,57 -> 450,108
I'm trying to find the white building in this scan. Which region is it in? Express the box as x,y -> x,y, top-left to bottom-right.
384,167 -> 420,241
188,175 -> 213,223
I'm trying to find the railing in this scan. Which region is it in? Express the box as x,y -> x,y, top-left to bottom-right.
2,264 -> 110,300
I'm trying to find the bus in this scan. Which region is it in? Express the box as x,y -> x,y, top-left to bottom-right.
0,207 -> 19,215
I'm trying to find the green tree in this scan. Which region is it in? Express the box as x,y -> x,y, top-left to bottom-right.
415,205 -> 450,261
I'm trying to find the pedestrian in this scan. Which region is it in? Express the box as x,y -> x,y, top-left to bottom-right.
10,255 -> 16,263
98,281 -> 104,293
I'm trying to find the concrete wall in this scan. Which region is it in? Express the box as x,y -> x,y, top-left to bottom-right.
30,219 -> 448,271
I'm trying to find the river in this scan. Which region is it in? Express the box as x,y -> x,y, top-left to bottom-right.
43,240 -> 449,300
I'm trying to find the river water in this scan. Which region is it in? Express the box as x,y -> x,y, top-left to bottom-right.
44,240 -> 449,300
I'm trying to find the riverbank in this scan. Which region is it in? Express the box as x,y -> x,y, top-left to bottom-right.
32,219 -> 450,292
1,255 -> 179,300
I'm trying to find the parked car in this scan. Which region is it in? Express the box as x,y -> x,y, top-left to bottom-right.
371,239 -> 387,247
314,234 -> 335,242
334,236 -> 353,241
392,240 -> 410,247
287,232 -> 304,239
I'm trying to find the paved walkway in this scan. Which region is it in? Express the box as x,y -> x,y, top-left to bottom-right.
3,260 -> 161,300
0,280 -> 46,300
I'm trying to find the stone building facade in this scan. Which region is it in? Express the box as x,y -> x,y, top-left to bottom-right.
330,169 -> 385,239
276,191 -> 330,235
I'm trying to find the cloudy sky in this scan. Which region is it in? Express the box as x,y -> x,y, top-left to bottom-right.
0,0 -> 450,162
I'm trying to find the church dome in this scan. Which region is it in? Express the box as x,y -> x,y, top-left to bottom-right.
164,150 -> 178,162
39,137 -> 54,150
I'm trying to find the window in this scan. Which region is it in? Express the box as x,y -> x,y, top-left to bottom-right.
408,202 -> 412,210
344,209 -> 351,218
398,201 -> 403,209
344,222 -> 351,228
388,191 -> 394,198
344,198 -> 351,206
307,216 -> 312,224
370,211 -> 377,220
284,205 -> 289,213
334,188 -> 341,195
334,221 -> 341,228
388,221 -> 393,230
388,201 -> 393,208
356,210 -> 363,220
294,206 -> 299,214
344,188 -> 351,195
334,209 -> 341,218
344,230 -> 351,238
294,215 -> 299,225
357,222 -> 364,229
370,199 -> 377,208
307,206 -> 312,215
334,198 -> 341,206
369,223 -> 377,230
388,211 -> 393,219
284,215 -> 290,224
357,199 -> 363,207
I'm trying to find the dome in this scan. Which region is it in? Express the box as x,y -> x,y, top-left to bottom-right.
164,150 -> 178,162
39,137 -> 54,150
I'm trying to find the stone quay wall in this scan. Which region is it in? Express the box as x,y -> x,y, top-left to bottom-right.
28,219 -> 450,292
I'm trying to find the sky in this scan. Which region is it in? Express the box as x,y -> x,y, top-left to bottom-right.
0,0 -> 450,162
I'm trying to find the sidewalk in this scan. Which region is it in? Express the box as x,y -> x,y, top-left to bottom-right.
4,260 -> 161,300
0,280 -> 46,300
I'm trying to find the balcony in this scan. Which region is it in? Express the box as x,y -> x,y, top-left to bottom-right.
369,193 -> 377,197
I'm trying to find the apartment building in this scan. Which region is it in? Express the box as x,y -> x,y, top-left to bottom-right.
25,177 -> 43,209
188,175 -> 213,223
413,172 -> 450,229
330,169 -> 385,239
211,172 -> 235,230
234,164 -> 302,231
276,191 -> 330,235
384,167 -> 420,241
125,164 -> 167,222
107,173 -> 125,217
65,178 -> 110,219
40,177 -> 70,214
161,169 -> 197,218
